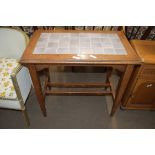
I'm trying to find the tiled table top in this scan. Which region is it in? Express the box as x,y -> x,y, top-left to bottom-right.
33,33 -> 127,55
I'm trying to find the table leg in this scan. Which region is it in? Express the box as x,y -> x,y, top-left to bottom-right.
106,67 -> 113,83
110,65 -> 134,116
28,64 -> 47,116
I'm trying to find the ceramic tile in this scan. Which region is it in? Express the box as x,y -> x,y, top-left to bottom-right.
33,33 -> 127,55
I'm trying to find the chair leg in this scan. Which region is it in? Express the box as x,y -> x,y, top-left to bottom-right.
22,108 -> 30,127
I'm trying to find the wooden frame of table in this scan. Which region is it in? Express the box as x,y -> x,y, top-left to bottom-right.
20,29 -> 141,117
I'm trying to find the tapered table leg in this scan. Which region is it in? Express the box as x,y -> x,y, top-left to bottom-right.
110,65 -> 134,116
28,64 -> 47,116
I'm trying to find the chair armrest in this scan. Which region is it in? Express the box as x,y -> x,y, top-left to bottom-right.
11,66 -> 32,103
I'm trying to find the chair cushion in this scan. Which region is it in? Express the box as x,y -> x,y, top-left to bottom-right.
0,58 -> 20,99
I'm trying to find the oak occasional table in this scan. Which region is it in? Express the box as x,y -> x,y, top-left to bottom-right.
20,30 -> 140,117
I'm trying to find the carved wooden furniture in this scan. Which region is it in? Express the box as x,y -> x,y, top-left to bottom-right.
0,28 -> 32,127
122,40 -> 155,110
124,26 -> 155,40
20,29 -> 140,117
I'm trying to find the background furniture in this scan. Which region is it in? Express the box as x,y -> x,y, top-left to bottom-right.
0,28 -> 32,126
1,26 -> 155,41
124,26 -> 155,40
122,40 -> 155,110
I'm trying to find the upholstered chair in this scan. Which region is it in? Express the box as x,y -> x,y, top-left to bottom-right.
0,28 -> 32,127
